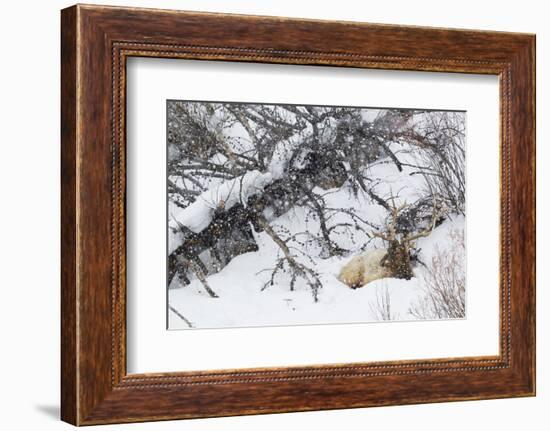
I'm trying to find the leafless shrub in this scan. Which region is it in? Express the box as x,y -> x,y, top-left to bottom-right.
409,228 -> 465,319
369,284 -> 399,321
407,112 -> 466,215
257,215 -> 322,301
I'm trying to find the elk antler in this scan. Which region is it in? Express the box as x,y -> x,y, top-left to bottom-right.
403,200 -> 441,243
371,196 -> 408,242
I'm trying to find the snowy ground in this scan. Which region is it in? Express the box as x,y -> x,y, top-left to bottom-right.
168,154 -> 466,330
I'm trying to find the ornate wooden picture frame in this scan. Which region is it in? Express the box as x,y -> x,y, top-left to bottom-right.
61,4 -> 535,425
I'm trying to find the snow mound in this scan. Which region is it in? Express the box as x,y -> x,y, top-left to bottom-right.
169,170 -> 273,236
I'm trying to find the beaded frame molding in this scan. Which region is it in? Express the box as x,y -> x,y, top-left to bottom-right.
61,4 -> 535,425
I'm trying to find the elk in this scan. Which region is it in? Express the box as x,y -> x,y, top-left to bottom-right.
338,197 -> 441,289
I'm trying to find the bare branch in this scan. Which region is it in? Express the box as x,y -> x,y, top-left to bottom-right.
168,305 -> 194,328
257,215 -> 322,301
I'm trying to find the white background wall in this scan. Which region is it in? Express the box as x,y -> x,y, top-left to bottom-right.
0,0 -> 546,429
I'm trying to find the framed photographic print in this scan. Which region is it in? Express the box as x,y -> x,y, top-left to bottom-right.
61,4 -> 536,425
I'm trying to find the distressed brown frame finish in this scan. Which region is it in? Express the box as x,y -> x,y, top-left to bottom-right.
61,4 -> 535,426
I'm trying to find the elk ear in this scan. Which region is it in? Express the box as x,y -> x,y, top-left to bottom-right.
380,253 -> 389,267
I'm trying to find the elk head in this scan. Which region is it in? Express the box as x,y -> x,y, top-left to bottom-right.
372,197 -> 440,280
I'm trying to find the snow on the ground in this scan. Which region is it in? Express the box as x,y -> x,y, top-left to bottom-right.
169,215 -> 463,329
168,151 -> 465,330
